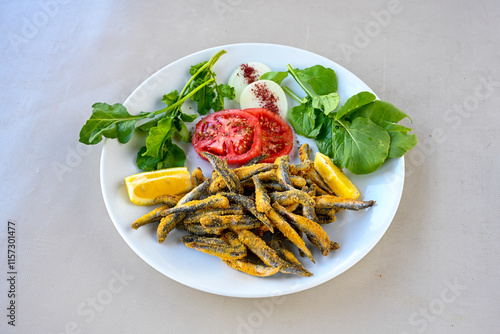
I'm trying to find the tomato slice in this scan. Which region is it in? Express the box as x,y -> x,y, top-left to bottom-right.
244,108 -> 294,163
192,109 -> 262,165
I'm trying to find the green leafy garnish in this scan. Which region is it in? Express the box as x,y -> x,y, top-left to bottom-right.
78,103 -> 155,145
265,64 -> 417,174
79,50 -> 234,171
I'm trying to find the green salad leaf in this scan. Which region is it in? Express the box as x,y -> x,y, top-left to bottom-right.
79,103 -> 154,145
260,71 -> 288,85
295,65 -> 338,95
269,63 -> 418,174
79,49 -> 233,171
333,118 -> 391,174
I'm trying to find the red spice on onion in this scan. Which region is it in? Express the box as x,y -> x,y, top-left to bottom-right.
240,63 -> 259,84
251,82 -> 280,114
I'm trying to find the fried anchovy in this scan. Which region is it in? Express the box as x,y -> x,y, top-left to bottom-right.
299,143 -> 311,162
273,202 -> 331,256
191,167 -> 206,187
252,175 -> 271,213
308,168 -> 334,194
131,204 -> 172,230
236,163 -> 277,181
137,175 -> 208,230
289,160 -> 314,176
291,176 -> 307,189
306,181 -> 329,196
182,205 -> 246,224
269,236 -> 313,276
177,222 -> 224,236
265,207 -> 314,263
223,231 -> 245,248
315,196 -> 375,211
269,236 -> 301,267
223,259 -> 281,277
202,152 -> 243,194
199,215 -> 262,231
313,207 -> 338,215
275,155 -> 295,191
152,194 -> 181,206
269,189 -> 315,207
210,163 -> 276,193
179,178 -> 211,205
301,186 -> 318,223
284,202 -> 300,213
330,241 -> 340,251
315,204 -> 338,222
157,178 -> 211,242
255,170 -> 306,188
236,230 -> 287,269
316,214 -> 337,225
156,214 -> 179,242
306,234 -> 340,255
259,181 -> 287,192
159,194 -> 230,216
220,192 -> 273,232
181,235 -> 247,260
243,154 -> 270,166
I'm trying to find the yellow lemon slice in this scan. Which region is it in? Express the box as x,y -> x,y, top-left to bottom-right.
314,152 -> 360,199
125,167 -> 193,205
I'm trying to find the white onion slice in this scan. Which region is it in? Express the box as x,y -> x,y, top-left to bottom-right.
239,79 -> 288,120
227,62 -> 272,102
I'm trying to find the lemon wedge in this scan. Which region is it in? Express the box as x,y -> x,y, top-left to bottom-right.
125,167 -> 193,205
314,152 -> 360,199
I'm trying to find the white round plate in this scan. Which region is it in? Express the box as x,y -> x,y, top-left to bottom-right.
100,43 -> 405,298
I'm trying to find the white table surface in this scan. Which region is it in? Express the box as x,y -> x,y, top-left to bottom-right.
1,0 -> 499,333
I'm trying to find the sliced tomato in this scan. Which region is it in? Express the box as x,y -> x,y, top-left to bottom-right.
244,108 -> 294,163
192,109 -> 262,165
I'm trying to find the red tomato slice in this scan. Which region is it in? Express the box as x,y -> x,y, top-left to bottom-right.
192,109 -> 262,165
244,108 -> 294,163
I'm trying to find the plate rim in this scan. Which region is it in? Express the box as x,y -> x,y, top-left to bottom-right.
100,42 -> 405,298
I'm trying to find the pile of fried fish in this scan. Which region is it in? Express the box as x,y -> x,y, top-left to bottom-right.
132,144 -> 375,277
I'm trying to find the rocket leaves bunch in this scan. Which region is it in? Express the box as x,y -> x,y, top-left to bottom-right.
262,65 -> 417,174
79,50 -> 234,171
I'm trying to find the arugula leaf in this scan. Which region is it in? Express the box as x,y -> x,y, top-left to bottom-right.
156,141 -> 186,169
143,117 -> 176,158
334,91 -> 376,120
175,118 -> 191,143
287,97 -> 326,138
260,71 -> 289,84
79,103 -> 153,145
137,111 -> 168,132
179,112 -> 198,123
347,99 -> 417,158
288,103 -> 317,137
213,83 -> 235,112
79,49 -> 232,172
136,146 -> 161,171
190,73 -> 233,115
189,61 -> 207,76
384,123 -> 418,158
191,81 -> 216,115
328,93 -> 418,173
316,116 -> 334,158
334,118 -> 391,174
136,49 -> 232,170
161,90 -> 179,105
267,62 -> 417,175
187,51 -> 234,115
295,65 -> 337,95
312,92 -> 340,115
349,99 -> 411,124
136,140 -> 186,171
